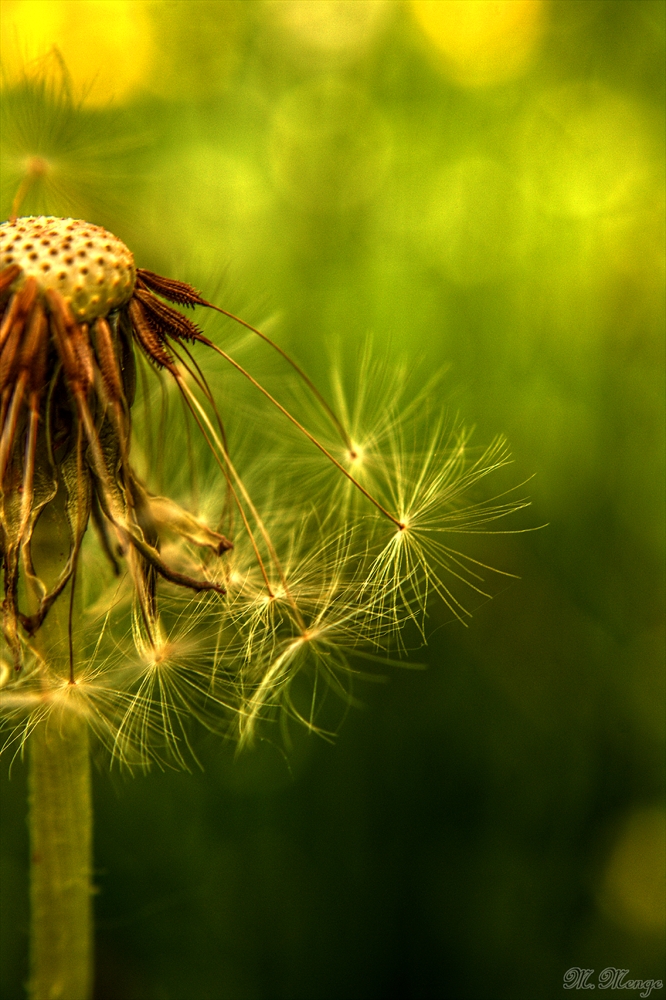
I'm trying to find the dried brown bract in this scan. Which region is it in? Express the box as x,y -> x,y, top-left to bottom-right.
0,216 -> 231,670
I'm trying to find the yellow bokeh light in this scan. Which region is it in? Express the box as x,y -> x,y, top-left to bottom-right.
411,0 -> 544,87
266,0 -> 392,57
599,806 -> 666,935
269,78 -> 391,213
144,145 -> 272,273
425,156 -> 525,285
1,0 -> 153,103
146,1 -> 244,101
520,83 -> 649,218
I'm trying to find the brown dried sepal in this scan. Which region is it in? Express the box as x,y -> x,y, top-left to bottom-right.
0,258 -> 231,670
134,286 -> 203,343
128,298 -> 176,369
93,317 -> 124,403
136,268 -> 208,308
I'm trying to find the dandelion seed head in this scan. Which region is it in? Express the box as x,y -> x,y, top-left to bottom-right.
0,216 -> 135,320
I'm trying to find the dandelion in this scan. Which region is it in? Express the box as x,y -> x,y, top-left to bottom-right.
0,198 -> 532,997
0,98 -> 536,1000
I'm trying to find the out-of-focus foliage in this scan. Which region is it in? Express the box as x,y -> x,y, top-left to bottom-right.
1,1 -> 664,998
0,53 -> 150,227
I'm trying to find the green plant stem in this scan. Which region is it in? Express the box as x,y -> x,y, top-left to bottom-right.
29,711 -> 92,1000
27,495 -> 93,1000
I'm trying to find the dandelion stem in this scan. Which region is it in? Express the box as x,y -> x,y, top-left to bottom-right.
29,711 -> 93,1000
27,501 -> 94,1000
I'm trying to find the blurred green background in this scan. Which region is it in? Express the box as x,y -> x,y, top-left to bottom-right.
1,1 -> 664,998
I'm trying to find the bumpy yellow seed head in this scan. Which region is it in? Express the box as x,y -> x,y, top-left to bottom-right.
0,216 -> 136,321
